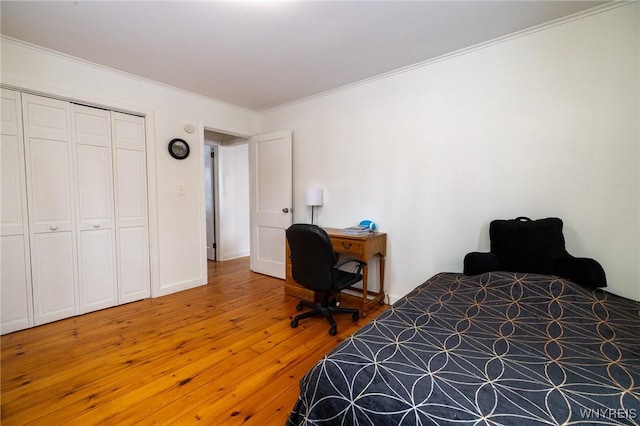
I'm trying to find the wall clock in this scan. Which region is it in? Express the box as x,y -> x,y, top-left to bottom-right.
168,138 -> 190,160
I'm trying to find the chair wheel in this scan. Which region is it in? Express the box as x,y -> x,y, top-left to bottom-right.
290,319 -> 298,328
296,302 -> 304,311
352,312 -> 359,321
329,326 -> 337,336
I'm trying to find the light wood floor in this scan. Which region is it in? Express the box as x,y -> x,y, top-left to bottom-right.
1,257 -> 387,425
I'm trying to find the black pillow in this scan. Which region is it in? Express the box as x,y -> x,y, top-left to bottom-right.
490,217 -> 568,275
464,216 -> 607,288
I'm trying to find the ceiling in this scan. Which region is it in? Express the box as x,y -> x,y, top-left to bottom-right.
0,1 -> 610,111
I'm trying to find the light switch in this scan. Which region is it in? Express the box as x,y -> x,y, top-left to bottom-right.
178,184 -> 186,195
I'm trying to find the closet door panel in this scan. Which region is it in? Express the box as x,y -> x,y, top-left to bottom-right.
74,106 -> 114,231
115,149 -> 147,227
1,89 -> 33,334
76,144 -> 113,226
32,232 -> 77,324
78,229 -> 116,312
28,137 -> 74,233
112,114 -> 145,151
113,112 -> 149,303
73,105 -> 117,313
23,94 -> 74,234
1,90 -> 26,234
23,94 -> 77,326
1,91 -> 20,135
1,236 -> 32,333
23,100 -> 68,140
118,227 -> 150,303
74,107 -> 110,147
1,135 -> 27,235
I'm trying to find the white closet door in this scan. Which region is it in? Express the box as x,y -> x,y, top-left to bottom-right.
73,104 -> 117,313
112,112 -> 150,303
22,94 -> 78,325
1,89 -> 33,334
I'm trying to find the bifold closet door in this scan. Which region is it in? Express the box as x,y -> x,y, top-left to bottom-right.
2,92 -> 150,332
1,89 -> 33,333
22,94 -> 78,326
73,104 -> 117,314
112,112 -> 150,303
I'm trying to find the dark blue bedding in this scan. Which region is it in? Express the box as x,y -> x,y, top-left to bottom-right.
288,272 -> 640,425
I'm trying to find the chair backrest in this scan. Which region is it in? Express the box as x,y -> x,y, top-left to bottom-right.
490,216 -> 569,275
286,224 -> 337,293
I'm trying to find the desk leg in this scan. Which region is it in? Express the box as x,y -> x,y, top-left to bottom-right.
361,264 -> 369,317
379,255 -> 386,304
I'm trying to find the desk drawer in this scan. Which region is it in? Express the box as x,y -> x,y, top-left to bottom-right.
332,238 -> 364,255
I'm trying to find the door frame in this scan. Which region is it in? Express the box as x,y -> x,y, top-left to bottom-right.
204,143 -> 219,261
198,123 -> 252,279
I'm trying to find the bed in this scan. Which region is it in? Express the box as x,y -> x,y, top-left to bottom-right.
287,271 -> 640,425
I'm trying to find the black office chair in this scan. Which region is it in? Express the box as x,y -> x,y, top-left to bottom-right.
286,224 -> 364,335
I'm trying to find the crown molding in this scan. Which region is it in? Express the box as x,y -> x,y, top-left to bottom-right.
264,1 -> 634,113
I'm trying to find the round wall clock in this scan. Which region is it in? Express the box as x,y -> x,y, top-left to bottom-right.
168,138 -> 190,160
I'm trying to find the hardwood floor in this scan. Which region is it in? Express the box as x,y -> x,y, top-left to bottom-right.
1,257 -> 387,425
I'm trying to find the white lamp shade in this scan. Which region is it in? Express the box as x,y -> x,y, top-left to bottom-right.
304,188 -> 323,206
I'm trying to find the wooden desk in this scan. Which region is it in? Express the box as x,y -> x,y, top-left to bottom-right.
285,228 -> 387,316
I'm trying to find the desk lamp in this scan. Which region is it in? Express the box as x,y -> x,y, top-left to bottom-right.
304,188 -> 323,225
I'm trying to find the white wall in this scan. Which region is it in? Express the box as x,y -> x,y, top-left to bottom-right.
1,37 -> 260,297
260,4 -> 640,302
217,143 -> 250,260
2,4 -> 638,304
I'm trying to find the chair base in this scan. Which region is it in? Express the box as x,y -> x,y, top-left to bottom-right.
290,298 -> 359,336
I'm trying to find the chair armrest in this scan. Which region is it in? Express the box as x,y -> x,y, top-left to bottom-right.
335,258 -> 366,275
554,255 -> 607,288
463,252 -> 500,275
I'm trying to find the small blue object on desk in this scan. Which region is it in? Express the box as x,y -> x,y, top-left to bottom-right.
359,220 -> 376,231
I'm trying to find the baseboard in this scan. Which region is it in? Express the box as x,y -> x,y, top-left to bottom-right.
219,251 -> 250,261
155,278 -> 206,298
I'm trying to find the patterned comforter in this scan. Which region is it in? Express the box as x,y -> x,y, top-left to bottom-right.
288,272 -> 640,425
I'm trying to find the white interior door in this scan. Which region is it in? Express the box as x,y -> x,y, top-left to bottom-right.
249,130 -> 292,279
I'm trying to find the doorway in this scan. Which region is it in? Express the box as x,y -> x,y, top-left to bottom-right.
203,128 -> 250,264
